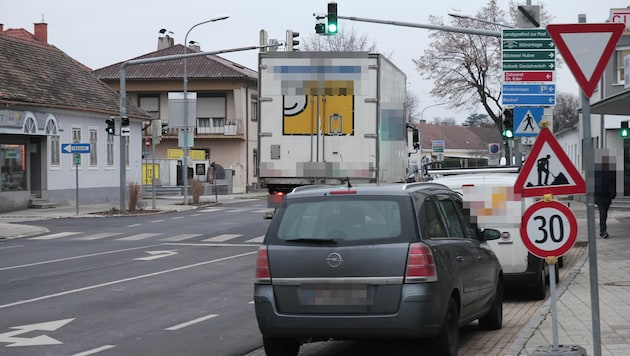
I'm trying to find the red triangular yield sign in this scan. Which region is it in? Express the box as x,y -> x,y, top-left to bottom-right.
546,23 -> 625,98
514,127 -> 586,197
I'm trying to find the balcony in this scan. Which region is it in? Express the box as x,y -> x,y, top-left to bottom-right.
148,119 -> 243,138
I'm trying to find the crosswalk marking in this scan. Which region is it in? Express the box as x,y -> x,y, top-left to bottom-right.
200,208 -> 225,213
75,232 -> 123,241
29,232 -> 81,240
160,234 -> 203,242
253,209 -> 273,214
246,235 -> 265,243
201,234 -> 242,242
116,233 -> 162,241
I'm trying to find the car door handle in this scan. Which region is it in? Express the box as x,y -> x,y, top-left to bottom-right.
456,256 -> 465,263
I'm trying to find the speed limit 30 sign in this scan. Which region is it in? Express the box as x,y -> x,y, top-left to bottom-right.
520,200 -> 578,258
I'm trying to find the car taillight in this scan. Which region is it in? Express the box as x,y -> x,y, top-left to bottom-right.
405,243 -> 437,283
255,246 -> 271,284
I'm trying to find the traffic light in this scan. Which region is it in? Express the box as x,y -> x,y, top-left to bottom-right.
121,116 -> 129,127
315,13 -> 326,35
105,117 -> 115,135
502,108 -> 514,139
286,30 -> 299,51
621,121 -> 629,138
327,2 -> 338,35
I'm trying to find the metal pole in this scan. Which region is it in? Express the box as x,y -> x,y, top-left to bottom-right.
151,123 -> 156,210
183,15 -> 229,206
338,15 -> 501,37
119,65 -> 127,212
75,154 -> 79,215
548,261 -> 559,350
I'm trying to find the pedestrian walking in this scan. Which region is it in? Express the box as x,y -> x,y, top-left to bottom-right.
594,152 -> 617,239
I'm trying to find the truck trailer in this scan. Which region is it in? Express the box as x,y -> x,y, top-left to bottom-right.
257,51 -> 418,208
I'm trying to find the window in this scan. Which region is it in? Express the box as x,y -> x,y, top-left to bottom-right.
46,120 -> 60,167
198,118 -> 210,128
436,197 -> 464,238
72,127 -> 81,167
253,148 -> 258,177
89,129 -> 98,166
1,144 -> 26,191
616,47 -> 630,84
107,134 -> 115,166
213,118 -> 225,128
251,95 -> 258,122
423,198 -> 446,238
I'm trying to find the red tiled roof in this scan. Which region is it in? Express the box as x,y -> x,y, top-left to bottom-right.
92,44 -> 257,82
0,33 -> 147,118
414,122 -> 503,150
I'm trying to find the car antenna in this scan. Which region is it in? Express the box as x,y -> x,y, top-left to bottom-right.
346,177 -> 352,188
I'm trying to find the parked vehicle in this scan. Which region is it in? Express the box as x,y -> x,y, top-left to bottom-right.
256,51 -> 419,212
254,182 -> 503,356
431,170 -> 560,300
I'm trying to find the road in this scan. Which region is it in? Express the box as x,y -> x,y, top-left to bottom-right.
0,198 -> 583,355
0,200 -> 270,355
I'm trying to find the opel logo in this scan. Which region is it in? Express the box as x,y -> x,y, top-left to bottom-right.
326,252 -> 343,268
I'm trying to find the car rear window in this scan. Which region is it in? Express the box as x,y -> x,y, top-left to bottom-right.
272,196 -> 411,242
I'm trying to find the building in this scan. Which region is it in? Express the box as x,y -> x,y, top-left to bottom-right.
0,23 -> 148,212
92,33 -> 258,194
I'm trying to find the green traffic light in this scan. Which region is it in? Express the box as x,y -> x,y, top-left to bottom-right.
327,2 -> 338,35
621,128 -> 629,138
328,23 -> 337,34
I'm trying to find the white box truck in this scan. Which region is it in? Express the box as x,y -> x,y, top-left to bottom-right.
257,51 -> 418,209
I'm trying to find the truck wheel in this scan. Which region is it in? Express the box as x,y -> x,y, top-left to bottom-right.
479,279 -> 503,330
431,297 -> 459,356
263,337 -> 300,356
531,267 -> 547,300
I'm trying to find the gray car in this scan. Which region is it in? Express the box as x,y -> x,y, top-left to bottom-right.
254,182 -> 503,356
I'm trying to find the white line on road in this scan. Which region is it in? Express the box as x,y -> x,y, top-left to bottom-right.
29,232 -> 81,240
0,251 -> 257,309
0,245 -> 23,250
246,235 -> 265,243
74,232 -> 123,241
72,345 -> 116,356
127,224 -> 142,228
160,234 -> 202,242
0,245 -> 161,271
116,233 -> 161,241
201,234 -> 241,242
151,219 -> 165,223
171,216 -> 184,220
165,314 -> 218,331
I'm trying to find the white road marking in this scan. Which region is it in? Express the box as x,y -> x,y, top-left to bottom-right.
160,234 -> 202,242
200,208 -> 224,213
127,224 -> 142,228
0,245 -> 23,250
0,318 -> 74,347
172,216 -> 184,220
29,232 -> 81,240
0,251 -> 257,309
151,219 -> 165,223
116,233 -> 161,241
165,314 -> 218,331
253,209 -> 273,214
163,242 -> 260,247
74,232 -> 122,241
72,345 -> 116,356
0,245 -> 161,271
246,235 -> 265,243
134,250 -> 178,261
201,234 -> 241,242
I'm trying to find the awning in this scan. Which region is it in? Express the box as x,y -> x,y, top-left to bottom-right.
590,89 -> 630,115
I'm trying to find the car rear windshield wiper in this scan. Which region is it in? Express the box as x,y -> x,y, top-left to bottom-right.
284,238 -> 338,244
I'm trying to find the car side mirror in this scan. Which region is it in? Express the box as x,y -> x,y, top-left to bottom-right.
480,228 -> 501,242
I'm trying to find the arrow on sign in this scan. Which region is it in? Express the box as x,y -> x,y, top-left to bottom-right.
135,250 -> 178,261
0,318 -> 74,347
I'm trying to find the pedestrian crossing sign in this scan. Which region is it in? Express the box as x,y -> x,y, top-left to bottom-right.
514,107 -> 543,137
514,127 -> 586,197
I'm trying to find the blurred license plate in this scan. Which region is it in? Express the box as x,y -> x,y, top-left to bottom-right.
301,284 -> 369,305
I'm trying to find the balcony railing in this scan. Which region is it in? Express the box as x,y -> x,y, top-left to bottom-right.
148,119 -> 243,137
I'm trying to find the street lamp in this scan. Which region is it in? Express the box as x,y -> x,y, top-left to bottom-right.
448,10 -> 514,28
182,14 -> 229,205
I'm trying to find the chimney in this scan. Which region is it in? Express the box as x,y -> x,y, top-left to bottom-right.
34,22 -> 48,43
157,34 -> 174,50
0,24 -> 4,33
188,42 -> 201,52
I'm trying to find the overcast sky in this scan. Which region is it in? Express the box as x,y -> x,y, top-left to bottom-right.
3,0 -> 628,123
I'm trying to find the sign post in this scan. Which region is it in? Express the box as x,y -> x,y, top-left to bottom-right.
62,143 -> 92,215
546,21 -> 625,356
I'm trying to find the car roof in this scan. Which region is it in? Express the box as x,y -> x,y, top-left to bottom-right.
431,172 -> 518,187
287,182 -> 452,199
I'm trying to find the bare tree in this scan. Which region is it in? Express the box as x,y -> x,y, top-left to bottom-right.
413,0 -> 553,137
406,90 -> 421,123
302,26 -> 380,52
464,113 -> 492,128
553,92 -> 580,131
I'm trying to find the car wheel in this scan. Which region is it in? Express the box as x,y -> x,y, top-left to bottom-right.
431,297 -> 459,356
478,279 -> 503,330
531,267 -> 547,300
262,337 -> 300,356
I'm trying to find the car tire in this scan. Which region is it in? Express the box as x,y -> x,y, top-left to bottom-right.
531,267 -> 547,300
478,279 -> 503,330
431,297 -> 459,356
262,337 -> 300,356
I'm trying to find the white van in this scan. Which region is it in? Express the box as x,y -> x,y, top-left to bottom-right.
431,171 -> 558,300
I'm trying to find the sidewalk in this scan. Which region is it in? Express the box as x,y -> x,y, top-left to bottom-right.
0,192 -> 268,240
1,196 -> 629,355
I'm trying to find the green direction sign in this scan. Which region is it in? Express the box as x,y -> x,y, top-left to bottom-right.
502,50 -> 555,61
502,39 -> 555,50
503,61 -> 556,71
502,29 -> 549,39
